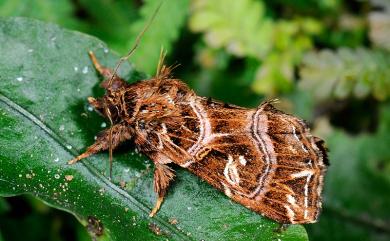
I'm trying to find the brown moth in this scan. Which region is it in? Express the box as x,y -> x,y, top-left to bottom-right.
68,51 -> 328,224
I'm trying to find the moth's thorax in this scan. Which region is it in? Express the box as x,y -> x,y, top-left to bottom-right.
130,79 -> 203,151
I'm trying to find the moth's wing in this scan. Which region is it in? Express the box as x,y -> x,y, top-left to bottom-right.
186,102 -> 328,224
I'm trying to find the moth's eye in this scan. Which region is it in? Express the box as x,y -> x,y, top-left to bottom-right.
177,87 -> 187,97
138,120 -> 145,130
158,85 -> 170,94
140,105 -> 147,112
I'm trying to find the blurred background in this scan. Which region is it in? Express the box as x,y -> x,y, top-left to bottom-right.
0,0 -> 389,240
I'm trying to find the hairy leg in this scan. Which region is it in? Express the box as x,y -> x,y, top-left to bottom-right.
68,124 -> 131,164
149,162 -> 175,217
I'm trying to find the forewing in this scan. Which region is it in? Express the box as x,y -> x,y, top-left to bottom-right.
186,101 -> 328,224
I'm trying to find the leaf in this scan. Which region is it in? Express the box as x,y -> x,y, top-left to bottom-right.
0,0 -> 83,29
0,17 -> 308,240
128,0 -> 190,74
189,0 -> 272,58
306,104 -> 390,240
77,0 -> 138,52
299,48 -> 390,101
189,0 -> 322,96
251,52 -> 294,95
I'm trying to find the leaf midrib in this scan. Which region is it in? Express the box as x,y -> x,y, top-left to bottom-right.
0,92 -> 191,240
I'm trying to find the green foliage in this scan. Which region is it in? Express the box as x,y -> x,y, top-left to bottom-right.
128,0 -> 190,74
0,0 -> 78,27
299,48 -> 390,101
189,0 -> 322,95
252,18 -> 321,95
0,0 -> 189,75
76,0 -> 137,51
189,0 -> 272,58
0,17 -> 308,241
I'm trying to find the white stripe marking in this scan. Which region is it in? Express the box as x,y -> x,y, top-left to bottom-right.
285,204 -> 295,222
290,170 -> 313,219
224,155 -> 240,185
304,174 -> 312,219
186,100 -> 231,167
223,183 -> 232,197
287,194 -> 298,208
292,126 -> 309,153
250,108 -> 276,198
291,170 -> 314,178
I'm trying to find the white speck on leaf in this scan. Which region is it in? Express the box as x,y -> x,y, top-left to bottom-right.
16,77 -> 23,82
101,122 -> 107,128
54,174 -> 60,179
66,145 -> 72,150
59,125 -> 65,131
87,106 -> 93,112
99,188 -> 105,195
104,48 -> 109,53
82,66 -> 89,74
74,66 -> 78,72
54,158 -> 59,162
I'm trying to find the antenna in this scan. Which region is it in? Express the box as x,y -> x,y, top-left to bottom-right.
107,1 -> 164,87
106,1 -> 163,180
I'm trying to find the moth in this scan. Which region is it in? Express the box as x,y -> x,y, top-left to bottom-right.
68,51 -> 328,224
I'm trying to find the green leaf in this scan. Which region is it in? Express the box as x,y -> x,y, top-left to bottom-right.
299,48 -> 390,101
0,17 -> 308,240
77,0 -> 138,52
189,0 -> 322,96
0,0 -> 83,30
189,0 -> 272,58
128,0 -> 190,74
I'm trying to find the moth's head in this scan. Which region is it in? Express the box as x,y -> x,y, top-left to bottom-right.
88,81 -> 139,125
87,94 -> 120,124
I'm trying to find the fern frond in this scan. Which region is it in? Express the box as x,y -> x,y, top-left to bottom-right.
299,48 -> 390,101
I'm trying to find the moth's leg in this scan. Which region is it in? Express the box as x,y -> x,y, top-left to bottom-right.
88,51 -> 127,89
149,162 -> 175,217
68,124 -> 131,164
